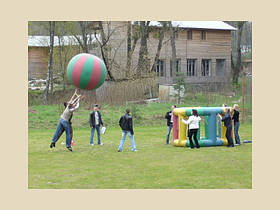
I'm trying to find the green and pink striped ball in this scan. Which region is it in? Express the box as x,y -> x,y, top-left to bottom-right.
67,53 -> 106,90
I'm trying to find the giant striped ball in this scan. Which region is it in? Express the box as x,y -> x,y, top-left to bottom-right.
67,53 -> 107,90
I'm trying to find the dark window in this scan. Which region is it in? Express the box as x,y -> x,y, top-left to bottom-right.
187,30 -> 192,40
201,59 -> 211,76
216,59 -> 226,76
201,30 -> 206,40
187,59 -> 196,76
170,59 -> 181,77
156,60 -> 165,77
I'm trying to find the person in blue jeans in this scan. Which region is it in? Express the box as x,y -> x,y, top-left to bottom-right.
50,90 -> 81,152
118,108 -> 137,152
232,104 -> 241,145
165,105 -> 176,144
218,108 -> 234,147
53,102 -> 74,145
89,104 -> 104,146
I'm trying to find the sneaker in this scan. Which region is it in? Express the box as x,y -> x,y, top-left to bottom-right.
99,143 -> 104,146
118,149 -> 122,152
132,150 -> 138,152
67,147 -> 72,152
50,142 -> 55,148
90,143 -> 94,146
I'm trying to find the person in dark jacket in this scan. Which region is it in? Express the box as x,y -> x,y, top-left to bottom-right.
232,104 -> 241,145
218,108 -> 234,147
89,104 -> 104,146
165,105 -> 176,144
118,108 -> 137,152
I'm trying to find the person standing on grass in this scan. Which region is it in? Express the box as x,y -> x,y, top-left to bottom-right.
50,90 -> 81,152
89,104 -> 104,146
218,108 -> 234,147
232,104 -> 241,145
181,109 -> 201,149
165,105 -> 176,144
53,102 -> 74,145
118,108 -> 137,152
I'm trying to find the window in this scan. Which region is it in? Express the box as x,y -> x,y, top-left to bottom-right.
187,30 -> 192,40
216,59 -> 226,76
170,59 -> 181,77
156,60 -> 165,77
201,30 -> 206,40
187,59 -> 196,76
201,59 -> 211,76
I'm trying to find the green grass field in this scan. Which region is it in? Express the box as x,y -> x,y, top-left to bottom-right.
28,101 -> 252,189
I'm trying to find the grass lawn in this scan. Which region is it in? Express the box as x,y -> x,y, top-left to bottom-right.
28,123 -> 252,189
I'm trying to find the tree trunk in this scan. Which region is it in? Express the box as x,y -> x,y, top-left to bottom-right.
78,21 -> 89,53
43,21 -> 55,104
151,27 -> 164,72
232,21 -> 245,84
97,21 -> 115,81
58,35 -> 65,91
137,21 -> 150,76
126,21 -> 132,75
170,22 -> 177,76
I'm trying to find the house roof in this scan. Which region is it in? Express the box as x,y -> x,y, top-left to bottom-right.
149,21 -> 236,30
28,34 -> 98,47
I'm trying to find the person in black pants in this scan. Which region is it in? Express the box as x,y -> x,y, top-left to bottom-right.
181,109 -> 201,149
218,108 -> 234,147
165,105 -> 176,144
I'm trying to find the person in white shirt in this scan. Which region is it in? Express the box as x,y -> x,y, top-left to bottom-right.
181,109 -> 201,149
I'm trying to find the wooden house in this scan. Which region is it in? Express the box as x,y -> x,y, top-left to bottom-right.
28,21 -> 236,98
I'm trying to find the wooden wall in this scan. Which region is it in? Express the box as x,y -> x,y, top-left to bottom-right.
28,47 -> 49,80
28,22 -> 233,87
155,29 -> 232,85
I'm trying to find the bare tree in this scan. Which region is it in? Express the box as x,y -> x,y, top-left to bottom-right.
150,21 -> 167,72
126,22 -> 141,77
126,21 -> 132,74
72,21 -> 92,53
232,21 -> 246,84
94,21 -> 117,81
43,21 -> 55,104
169,21 -> 177,80
136,21 -> 150,76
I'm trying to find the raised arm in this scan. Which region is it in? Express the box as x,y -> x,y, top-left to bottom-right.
69,99 -> 80,112
181,118 -> 191,125
68,89 -> 78,104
